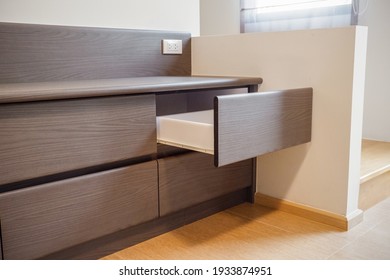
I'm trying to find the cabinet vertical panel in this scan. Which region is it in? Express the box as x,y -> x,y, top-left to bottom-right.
0,94 -> 156,186
0,224 -> 3,260
0,161 -> 158,260
159,153 -> 253,216
0,22 -> 191,83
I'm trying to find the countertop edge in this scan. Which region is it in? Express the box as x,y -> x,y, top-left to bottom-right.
0,76 -> 263,104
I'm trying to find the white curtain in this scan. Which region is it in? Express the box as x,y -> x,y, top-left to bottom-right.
241,0 -> 360,33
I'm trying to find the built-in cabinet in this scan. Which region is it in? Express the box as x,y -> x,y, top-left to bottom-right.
0,22 -> 312,260
0,81 -> 312,259
0,82 -> 260,259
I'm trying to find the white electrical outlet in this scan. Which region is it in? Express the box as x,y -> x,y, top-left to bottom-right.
162,39 -> 183,54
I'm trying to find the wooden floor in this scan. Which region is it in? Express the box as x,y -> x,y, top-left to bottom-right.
102,197 -> 390,260
359,139 -> 390,210
360,139 -> 390,183
102,139 -> 390,260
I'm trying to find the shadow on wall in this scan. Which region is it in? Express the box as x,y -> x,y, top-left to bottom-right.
257,143 -> 312,199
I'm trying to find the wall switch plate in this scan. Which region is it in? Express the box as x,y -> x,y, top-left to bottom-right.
162,39 -> 183,54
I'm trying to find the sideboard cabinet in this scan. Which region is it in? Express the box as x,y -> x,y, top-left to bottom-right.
0,23 -> 312,259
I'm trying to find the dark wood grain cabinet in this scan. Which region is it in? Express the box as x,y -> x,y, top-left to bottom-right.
0,81 -> 265,260
0,83 -> 313,260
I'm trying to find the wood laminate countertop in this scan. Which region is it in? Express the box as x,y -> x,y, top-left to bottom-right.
0,76 -> 262,104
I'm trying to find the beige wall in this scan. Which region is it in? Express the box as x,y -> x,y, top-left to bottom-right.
200,0 -> 390,142
200,0 -> 240,36
359,0 -> 390,141
193,27 -> 367,218
0,0 -> 200,35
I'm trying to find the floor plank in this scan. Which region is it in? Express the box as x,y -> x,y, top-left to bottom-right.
101,197 -> 390,260
360,139 -> 390,183
359,171 -> 390,210
328,217 -> 390,259
359,139 -> 390,210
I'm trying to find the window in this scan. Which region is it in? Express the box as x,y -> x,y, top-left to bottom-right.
240,0 -> 364,33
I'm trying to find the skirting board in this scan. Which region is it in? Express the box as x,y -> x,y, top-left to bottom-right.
255,193 -> 363,231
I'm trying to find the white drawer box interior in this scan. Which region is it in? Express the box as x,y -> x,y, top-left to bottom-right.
157,110 -> 214,154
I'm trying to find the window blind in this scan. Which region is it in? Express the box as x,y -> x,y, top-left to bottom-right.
240,0 -> 361,33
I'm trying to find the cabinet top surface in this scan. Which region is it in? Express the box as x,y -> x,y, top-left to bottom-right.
0,76 -> 262,104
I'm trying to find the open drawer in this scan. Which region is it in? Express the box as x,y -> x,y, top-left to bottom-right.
157,88 -> 313,167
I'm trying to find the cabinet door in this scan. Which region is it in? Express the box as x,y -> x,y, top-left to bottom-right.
157,88 -> 313,166
159,152 -> 253,216
0,94 -> 156,186
0,161 -> 158,260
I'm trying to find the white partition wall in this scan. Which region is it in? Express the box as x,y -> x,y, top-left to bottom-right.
192,27 -> 368,226
359,0 -> 390,142
0,0 -> 200,35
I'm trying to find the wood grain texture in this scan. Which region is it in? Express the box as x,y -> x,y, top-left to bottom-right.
359,171 -> 390,210
0,22 -> 191,83
0,161 -> 158,260
215,88 -> 313,167
0,226 -> 3,260
155,87 -> 249,116
102,198 -> 390,260
43,188 -> 249,260
186,88 -> 248,112
360,139 -> 390,183
0,76 -> 262,104
0,95 -> 156,186
157,143 -> 190,158
159,152 -> 253,216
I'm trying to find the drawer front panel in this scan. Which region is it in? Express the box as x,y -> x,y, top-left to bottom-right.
159,153 -> 252,216
0,95 -> 156,186
0,161 -> 158,260
215,88 -> 313,166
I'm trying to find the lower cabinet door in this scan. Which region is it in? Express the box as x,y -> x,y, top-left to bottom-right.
158,152 -> 253,216
0,161 -> 158,260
